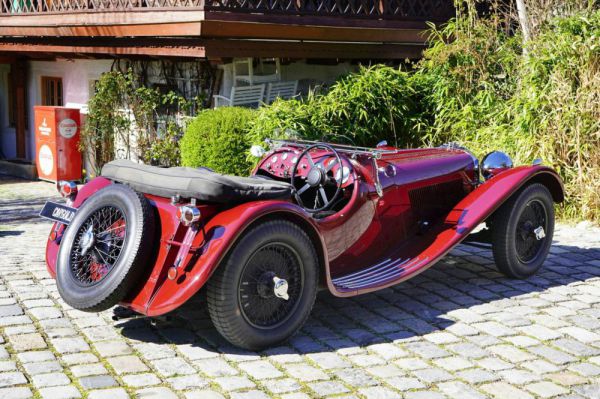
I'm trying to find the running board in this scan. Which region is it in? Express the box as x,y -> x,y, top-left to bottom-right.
332,256 -> 429,293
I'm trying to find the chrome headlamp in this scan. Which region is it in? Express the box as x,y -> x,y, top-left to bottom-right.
481,151 -> 513,180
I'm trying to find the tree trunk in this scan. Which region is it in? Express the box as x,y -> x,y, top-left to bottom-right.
516,0 -> 531,50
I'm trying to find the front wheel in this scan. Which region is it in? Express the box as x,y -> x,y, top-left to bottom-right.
491,183 -> 555,279
207,220 -> 318,350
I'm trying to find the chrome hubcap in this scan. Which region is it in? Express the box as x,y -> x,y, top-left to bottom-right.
80,225 -> 95,256
273,276 -> 289,300
534,226 -> 546,241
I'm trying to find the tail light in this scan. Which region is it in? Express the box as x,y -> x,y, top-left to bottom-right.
58,181 -> 78,199
177,206 -> 201,226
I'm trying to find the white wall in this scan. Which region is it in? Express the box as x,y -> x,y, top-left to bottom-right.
0,64 -> 17,159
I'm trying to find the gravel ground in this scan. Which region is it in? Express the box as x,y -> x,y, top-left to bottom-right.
1,175 -> 600,399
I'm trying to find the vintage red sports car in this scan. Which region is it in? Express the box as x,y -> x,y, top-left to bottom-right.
41,140 -> 564,349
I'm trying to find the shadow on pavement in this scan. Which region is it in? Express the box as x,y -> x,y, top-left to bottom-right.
116,241 -> 600,357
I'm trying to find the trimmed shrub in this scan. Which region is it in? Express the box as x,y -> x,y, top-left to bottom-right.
180,107 -> 257,175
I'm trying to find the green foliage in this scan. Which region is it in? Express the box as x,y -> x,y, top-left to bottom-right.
416,4 -> 600,222
82,69 -> 195,174
180,107 -> 257,175
247,65 -> 427,155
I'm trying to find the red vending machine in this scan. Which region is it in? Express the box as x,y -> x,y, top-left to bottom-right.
34,106 -> 82,183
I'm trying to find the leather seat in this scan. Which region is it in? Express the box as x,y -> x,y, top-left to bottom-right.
101,160 -> 292,203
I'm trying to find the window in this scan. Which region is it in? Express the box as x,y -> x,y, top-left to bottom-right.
41,76 -> 63,106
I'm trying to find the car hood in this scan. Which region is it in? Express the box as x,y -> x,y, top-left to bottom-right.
381,148 -> 477,185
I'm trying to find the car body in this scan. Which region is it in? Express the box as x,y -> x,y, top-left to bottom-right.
42,139 -> 564,349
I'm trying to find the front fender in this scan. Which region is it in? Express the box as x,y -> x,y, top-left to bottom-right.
446,165 -> 564,234
145,200 -> 325,316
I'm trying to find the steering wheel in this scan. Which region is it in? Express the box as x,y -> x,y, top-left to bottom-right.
291,144 -> 343,213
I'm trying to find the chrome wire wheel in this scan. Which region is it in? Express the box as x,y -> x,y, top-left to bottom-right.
70,205 -> 127,286
515,199 -> 548,264
238,242 -> 304,329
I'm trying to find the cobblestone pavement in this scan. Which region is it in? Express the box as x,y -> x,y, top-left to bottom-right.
1,176 -> 600,399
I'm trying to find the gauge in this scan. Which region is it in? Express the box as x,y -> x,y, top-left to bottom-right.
335,166 -> 351,184
282,153 -> 288,160
272,156 -> 278,163
291,157 -> 298,163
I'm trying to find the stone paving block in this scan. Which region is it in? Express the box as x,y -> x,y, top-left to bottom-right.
61,352 -> 98,366
568,362 -> 600,377
32,372 -> 70,388
194,358 -> 238,377
121,373 -> 161,387
433,355 -> 473,371
214,375 -> 255,391
167,374 -> 208,390
106,355 -> 149,374
93,341 -> 132,357
70,363 -> 108,377
456,368 -> 500,384
0,386 -> 33,399
9,333 -> 47,351
135,387 -> 178,399
0,361 -> 17,372
404,391 -> 446,399
334,368 -> 377,387
238,360 -> 283,379
308,380 -> 350,397
87,388 -> 129,399
0,372 -> 28,387
283,363 -> 329,382
151,356 -> 196,377
358,386 -> 402,399
307,352 -> 350,369
385,376 -> 425,390
79,375 -> 117,390
437,381 -> 487,399
184,390 -> 225,399
51,337 -> 90,354
29,306 -> 63,320
38,385 -> 81,399
526,381 -> 569,398
481,382 -> 534,399
22,360 -> 62,375
229,391 -> 270,399
262,378 -> 302,394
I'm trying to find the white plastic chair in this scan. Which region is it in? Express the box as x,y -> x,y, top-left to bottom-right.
265,81 -> 299,104
213,84 -> 266,108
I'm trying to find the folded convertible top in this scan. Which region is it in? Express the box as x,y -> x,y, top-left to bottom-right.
101,159 -> 292,203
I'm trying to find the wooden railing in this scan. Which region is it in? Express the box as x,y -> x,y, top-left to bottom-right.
1,0 -> 454,20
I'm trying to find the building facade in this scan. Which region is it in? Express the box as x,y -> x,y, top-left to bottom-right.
0,0 -> 454,165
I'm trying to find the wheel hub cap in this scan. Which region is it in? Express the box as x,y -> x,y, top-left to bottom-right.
534,226 -> 546,241
273,276 -> 289,301
80,225 -> 95,256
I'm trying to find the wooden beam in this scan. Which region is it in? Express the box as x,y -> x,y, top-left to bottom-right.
0,38 -> 424,59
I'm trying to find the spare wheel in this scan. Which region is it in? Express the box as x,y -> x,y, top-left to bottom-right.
56,183 -> 155,312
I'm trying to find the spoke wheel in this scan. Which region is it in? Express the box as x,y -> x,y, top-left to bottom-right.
70,206 -> 127,286
491,183 -> 555,279
56,184 -> 155,312
238,243 -> 304,329
207,220 -> 319,350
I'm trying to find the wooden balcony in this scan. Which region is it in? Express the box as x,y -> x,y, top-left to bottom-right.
0,0 -> 454,58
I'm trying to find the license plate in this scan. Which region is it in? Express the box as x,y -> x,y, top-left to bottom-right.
39,201 -> 77,225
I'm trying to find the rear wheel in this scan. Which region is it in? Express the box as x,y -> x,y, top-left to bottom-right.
56,184 -> 155,312
491,183 -> 554,279
207,220 -> 318,350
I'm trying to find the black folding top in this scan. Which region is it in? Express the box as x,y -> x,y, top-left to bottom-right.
101,159 -> 292,203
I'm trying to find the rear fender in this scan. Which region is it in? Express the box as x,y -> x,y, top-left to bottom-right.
145,200 -> 326,316
45,177 -> 114,278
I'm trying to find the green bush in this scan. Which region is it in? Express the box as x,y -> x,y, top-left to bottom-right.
247,65 -> 428,154
180,107 -> 257,175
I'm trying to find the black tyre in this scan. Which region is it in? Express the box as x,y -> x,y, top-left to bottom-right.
56,184 -> 156,312
491,183 -> 555,279
207,220 -> 319,350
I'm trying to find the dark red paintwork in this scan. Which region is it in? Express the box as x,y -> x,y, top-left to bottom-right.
45,144 -> 564,315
